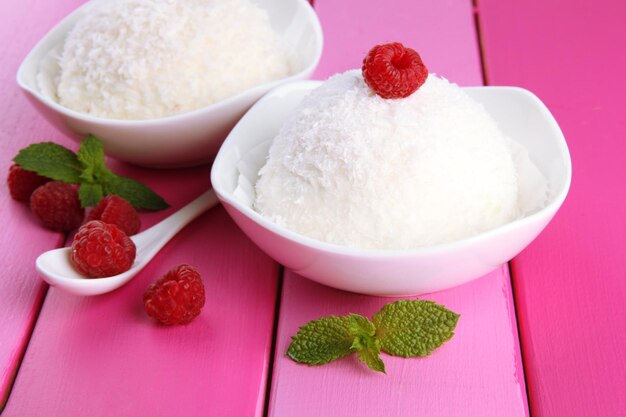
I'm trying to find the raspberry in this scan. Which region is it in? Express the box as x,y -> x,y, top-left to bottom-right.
71,220 -> 136,278
87,195 -> 140,235
7,164 -> 50,202
144,264 -> 205,325
30,181 -> 84,231
362,42 -> 428,99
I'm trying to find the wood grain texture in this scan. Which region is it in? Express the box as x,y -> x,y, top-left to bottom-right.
1,0 -> 280,415
478,1 -> 626,415
268,1 -> 529,416
0,0 -> 85,408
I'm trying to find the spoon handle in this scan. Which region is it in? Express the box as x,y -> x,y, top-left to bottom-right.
132,189 -> 219,253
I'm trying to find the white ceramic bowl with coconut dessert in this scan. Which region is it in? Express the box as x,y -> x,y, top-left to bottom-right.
16,0 -> 323,168
211,78 -> 571,297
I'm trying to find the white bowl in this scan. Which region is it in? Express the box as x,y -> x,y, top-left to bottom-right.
16,0 -> 323,168
211,81 -> 572,296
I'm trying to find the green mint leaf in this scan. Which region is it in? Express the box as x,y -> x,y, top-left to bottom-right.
287,315 -> 360,366
77,135 -> 108,183
79,183 -> 103,207
13,142 -> 82,183
347,313 -> 376,337
356,338 -> 386,373
373,300 -> 459,357
102,174 -> 169,210
347,315 -> 385,373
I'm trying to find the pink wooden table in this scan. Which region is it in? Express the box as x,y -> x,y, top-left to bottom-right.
1,0 -> 624,416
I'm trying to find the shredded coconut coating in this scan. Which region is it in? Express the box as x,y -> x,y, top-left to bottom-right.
55,0 -> 291,120
255,71 -> 519,249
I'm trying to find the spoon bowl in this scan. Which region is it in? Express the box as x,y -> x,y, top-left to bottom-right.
37,190 -> 219,296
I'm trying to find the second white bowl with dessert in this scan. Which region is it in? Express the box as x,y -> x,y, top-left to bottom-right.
17,0 -> 323,167
211,44 -> 571,296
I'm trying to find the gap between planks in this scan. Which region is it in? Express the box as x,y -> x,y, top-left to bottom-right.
474,2 -> 530,415
0,229 -> 69,412
0,282 -> 49,413
262,266 -> 285,417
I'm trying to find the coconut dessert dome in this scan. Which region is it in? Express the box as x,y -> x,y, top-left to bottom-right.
254,44 -> 521,250
52,0 -> 291,120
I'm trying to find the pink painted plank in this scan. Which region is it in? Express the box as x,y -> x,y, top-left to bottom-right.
313,0 -> 483,84
3,181 -> 280,417
1,0 -> 280,415
268,1 -> 529,416
270,269 -> 528,417
479,1 -> 626,416
0,0 -> 85,408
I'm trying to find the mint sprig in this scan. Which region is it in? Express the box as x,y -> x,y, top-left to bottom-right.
287,300 -> 459,373
347,314 -> 385,372
13,136 -> 169,210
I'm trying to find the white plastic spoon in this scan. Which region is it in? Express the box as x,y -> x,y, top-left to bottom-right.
36,189 -> 219,296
